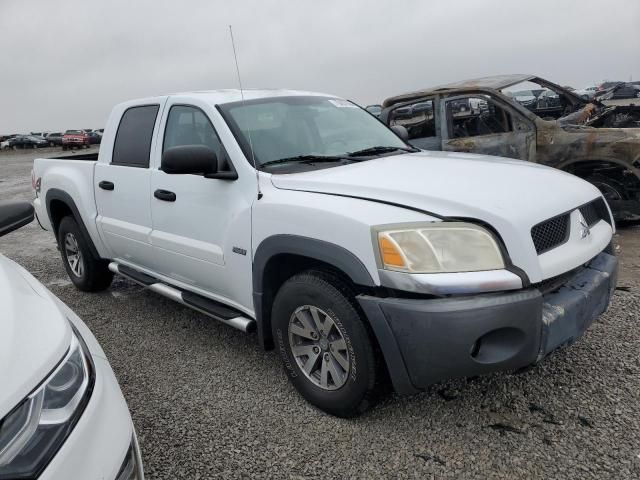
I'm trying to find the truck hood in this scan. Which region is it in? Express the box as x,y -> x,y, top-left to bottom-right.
0,256 -> 70,419
271,151 -> 604,281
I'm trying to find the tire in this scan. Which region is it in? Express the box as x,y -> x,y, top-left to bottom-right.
271,270 -> 379,417
57,216 -> 113,292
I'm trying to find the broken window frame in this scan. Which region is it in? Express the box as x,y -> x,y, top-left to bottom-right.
441,92 -> 532,141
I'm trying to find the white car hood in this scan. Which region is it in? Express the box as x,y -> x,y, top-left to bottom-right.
0,256 -> 70,418
271,151 -> 605,281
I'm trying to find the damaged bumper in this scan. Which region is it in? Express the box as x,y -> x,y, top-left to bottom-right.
358,251 -> 618,395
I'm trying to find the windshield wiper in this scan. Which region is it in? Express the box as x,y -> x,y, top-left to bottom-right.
261,155 -> 348,167
347,145 -> 418,157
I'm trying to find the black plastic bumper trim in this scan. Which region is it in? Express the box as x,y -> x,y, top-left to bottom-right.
359,251 -> 618,394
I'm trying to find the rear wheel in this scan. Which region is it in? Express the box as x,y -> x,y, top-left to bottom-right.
57,216 -> 113,291
271,270 -> 379,417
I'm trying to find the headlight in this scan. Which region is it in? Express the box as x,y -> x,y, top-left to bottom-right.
0,328 -> 94,479
116,436 -> 144,480
376,222 -> 505,273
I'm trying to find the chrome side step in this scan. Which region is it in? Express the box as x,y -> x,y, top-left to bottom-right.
108,262 -> 255,333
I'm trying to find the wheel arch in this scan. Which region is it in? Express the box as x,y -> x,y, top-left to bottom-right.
45,188 -> 101,259
252,235 -> 376,350
559,158 -> 640,220
558,157 -> 640,181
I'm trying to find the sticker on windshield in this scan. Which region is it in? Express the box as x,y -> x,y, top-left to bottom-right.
328,99 -> 358,108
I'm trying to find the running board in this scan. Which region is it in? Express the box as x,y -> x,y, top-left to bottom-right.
108,262 -> 255,333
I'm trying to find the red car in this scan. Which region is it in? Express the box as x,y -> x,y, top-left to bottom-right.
62,130 -> 90,150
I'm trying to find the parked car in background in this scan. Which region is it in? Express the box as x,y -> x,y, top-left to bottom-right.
506,90 -> 537,109
381,74 -> 640,220
46,132 -> 64,146
365,104 -> 382,117
33,89 -> 617,416
87,131 -> 102,145
596,82 -> 640,100
9,135 -> 49,149
0,139 -> 10,150
0,201 -> 144,479
62,130 -> 90,150
576,86 -> 597,100
597,81 -> 624,93
534,89 -> 563,118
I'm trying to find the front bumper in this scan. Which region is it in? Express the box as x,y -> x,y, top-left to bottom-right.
358,251 -> 618,395
39,297 -> 144,479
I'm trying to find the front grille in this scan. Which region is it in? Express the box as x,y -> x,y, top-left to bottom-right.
579,197 -> 611,226
531,214 -> 570,254
531,198 -> 610,256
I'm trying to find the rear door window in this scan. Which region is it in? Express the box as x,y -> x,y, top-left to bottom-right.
112,105 -> 159,167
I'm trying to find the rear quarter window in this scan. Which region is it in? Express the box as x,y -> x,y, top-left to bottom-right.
112,105 -> 160,167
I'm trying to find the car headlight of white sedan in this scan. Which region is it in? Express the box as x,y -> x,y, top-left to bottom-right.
375,222 -> 505,273
0,327 -> 93,479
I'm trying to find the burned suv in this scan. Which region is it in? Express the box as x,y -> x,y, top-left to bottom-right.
381,74 -> 640,221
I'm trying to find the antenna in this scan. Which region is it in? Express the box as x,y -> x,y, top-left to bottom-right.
229,25 -> 262,199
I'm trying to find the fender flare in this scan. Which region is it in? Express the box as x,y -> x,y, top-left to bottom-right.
45,188 -> 101,259
252,234 -> 376,348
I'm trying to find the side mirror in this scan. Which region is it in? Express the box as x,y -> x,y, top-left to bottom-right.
0,201 -> 34,238
390,125 -> 409,142
161,145 -> 218,175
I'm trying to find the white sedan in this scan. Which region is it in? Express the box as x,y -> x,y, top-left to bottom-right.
0,201 -> 143,479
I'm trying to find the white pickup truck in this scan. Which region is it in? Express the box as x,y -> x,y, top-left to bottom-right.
33,89 -> 618,417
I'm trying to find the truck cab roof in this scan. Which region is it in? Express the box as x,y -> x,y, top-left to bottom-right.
124,89 -> 338,109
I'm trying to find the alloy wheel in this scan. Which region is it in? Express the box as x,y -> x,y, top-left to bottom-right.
64,232 -> 84,278
288,305 -> 350,390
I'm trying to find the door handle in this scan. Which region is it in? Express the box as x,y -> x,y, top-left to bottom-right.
98,180 -> 114,191
154,189 -> 176,202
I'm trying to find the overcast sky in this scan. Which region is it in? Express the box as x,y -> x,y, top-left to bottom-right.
1,0 -> 639,133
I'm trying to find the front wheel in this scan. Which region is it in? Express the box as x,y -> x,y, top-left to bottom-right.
271,271 -> 379,417
57,216 -> 113,291
586,174 -> 637,222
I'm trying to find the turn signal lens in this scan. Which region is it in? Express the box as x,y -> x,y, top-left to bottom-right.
378,236 -> 406,268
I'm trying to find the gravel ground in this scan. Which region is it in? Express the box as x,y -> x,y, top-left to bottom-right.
1,147 -> 639,479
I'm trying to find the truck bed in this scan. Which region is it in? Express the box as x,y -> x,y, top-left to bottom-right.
32,154 -> 100,239
49,152 -> 99,161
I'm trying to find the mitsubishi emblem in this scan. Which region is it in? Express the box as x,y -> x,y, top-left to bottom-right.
578,212 -> 591,239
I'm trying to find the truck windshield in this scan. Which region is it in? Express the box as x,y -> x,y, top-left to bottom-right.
218,96 -> 408,170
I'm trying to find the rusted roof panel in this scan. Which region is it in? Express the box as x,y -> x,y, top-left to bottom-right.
383,74 -> 536,107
